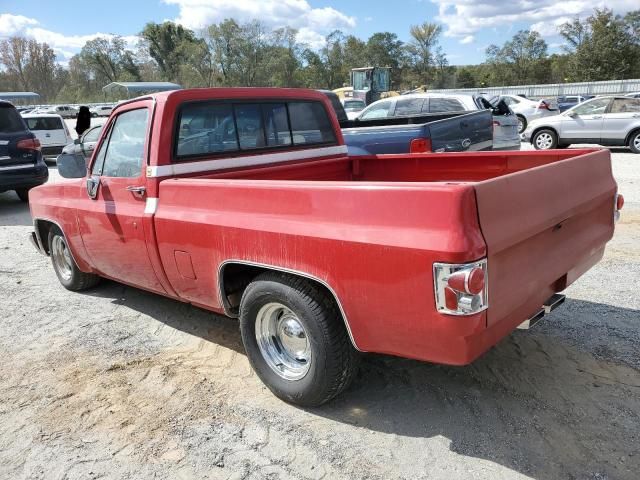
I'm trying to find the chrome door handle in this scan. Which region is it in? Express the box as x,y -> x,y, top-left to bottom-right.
591,115 -> 602,119
126,185 -> 146,194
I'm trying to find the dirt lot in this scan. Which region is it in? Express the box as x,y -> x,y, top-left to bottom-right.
1,146 -> 639,480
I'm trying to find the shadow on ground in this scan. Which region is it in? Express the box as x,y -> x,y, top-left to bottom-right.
79,280 -> 640,479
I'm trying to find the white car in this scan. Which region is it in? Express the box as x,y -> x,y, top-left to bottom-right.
342,98 -> 366,120
90,105 -> 114,117
35,105 -> 78,119
490,94 -> 559,133
522,96 -> 640,153
22,113 -> 74,158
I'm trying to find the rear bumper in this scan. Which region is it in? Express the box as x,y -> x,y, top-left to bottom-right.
41,145 -> 64,156
0,161 -> 48,192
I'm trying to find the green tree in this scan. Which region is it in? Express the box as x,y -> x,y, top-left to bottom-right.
79,36 -> 140,84
407,22 -> 443,85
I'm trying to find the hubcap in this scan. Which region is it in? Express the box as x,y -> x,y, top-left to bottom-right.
51,235 -> 73,281
255,302 -> 311,380
634,134 -> 640,150
535,132 -> 553,149
518,118 -> 524,133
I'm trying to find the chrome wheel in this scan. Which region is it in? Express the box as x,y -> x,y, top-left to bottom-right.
51,235 -> 73,282
535,132 -> 554,149
517,117 -> 524,133
633,134 -> 640,151
255,302 -> 311,380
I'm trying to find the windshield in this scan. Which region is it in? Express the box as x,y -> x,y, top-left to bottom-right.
25,117 -> 64,130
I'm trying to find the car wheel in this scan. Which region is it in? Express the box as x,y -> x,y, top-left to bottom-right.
629,130 -> 640,154
532,129 -> 558,150
15,188 -> 30,202
48,226 -> 100,291
517,115 -> 527,134
239,272 -> 359,407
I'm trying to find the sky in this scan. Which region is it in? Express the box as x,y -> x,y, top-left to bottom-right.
1,0 -> 638,66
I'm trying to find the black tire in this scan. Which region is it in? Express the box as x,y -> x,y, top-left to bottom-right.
629,130 -> 640,154
239,272 -> 359,407
48,226 -> 100,291
532,129 -> 558,150
15,188 -> 30,202
517,115 -> 527,134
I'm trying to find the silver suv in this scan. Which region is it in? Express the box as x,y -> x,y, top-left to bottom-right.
523,96 -> 640,153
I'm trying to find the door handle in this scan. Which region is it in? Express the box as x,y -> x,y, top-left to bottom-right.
126,185 -> 146,194
591,115 -> 602,119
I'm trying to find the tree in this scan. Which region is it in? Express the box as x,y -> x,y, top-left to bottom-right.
79,36 -> 140,84
485,30 -> 548,85
407,22 -> 443,84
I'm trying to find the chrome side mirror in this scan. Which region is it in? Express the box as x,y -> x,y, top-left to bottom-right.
56,153 -> 86,179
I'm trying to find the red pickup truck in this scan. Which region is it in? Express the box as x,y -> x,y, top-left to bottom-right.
29,88 -> 623,406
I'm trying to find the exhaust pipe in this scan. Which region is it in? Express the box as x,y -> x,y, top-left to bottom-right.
517,294 -> 566,330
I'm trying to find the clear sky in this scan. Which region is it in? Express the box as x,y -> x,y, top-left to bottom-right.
1,0 -> 637,66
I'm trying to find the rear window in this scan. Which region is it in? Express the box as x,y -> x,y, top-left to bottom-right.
429,98 -> 465,113
26,117 -> 63,130
175,100 -> 336,160
0,104 -> 26,133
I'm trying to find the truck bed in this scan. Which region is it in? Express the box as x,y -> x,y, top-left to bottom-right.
156,148 -> 616,364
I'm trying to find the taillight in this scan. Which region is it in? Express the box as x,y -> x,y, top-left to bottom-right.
614,193 -> 624,222
17,138 -> 41,151
433,259 -> 488,315
410,137 -> 432,153
538,101 -> 550,110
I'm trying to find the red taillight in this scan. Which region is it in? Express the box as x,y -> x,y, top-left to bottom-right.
538,101 -> 550,110
447,267 -> 485,295
17,138 -> 41,151
410,137 -> 432,153
444,286 -> 458,310
616,194 -> 624,211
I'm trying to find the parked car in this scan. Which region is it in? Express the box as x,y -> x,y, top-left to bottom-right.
35,105 -> 78,119
625,92 -> 640,99
321,90 -> 493,154
353,93 -> 520,150
341,98 -> 365,120
523,96 -> 640,153
30,87 -> 622,406
89,105 -> 113,117
0,101 -> 48,202
490,94 -> 559,133
61,125 -> 103,160
557,95 -> 594,112
22,113 -> 74,158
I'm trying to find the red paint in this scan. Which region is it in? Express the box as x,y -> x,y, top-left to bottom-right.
28,88 -> 619,366
448,268 -> 484,295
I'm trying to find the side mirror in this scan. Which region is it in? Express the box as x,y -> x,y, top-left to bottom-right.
74,138 -> 81,144
567,111 -> 577,118
56,153 -> 87,179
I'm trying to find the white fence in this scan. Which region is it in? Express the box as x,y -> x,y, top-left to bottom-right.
428,78 -> 640,97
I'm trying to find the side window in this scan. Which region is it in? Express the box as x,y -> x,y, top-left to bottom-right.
429,97 -> 465,113
394,98 -> 425,116
263,103 -> 292,147
82,126 -> 101,143
96,108 -> 149,178
572,98 -> 610,116
360,100 -> 392,120
176,103 -> 237,158
610,98 -> 640,113
288,101 -> 336,145
234,104 -> 266,149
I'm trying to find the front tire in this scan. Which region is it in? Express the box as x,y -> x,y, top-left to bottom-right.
239,272 -> 359,407
48,226 -> 100,291
517,115 -> 527,134
532,129 -> 558,150
629,130 -> 640,154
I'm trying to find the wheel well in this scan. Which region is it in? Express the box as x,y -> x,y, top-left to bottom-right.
531,125 -> 558,140
625,127 -> 640,145
218,262 -> 359,349
34,219 -> 56,255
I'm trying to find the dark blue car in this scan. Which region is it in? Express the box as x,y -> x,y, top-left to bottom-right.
0,101 -> 48,202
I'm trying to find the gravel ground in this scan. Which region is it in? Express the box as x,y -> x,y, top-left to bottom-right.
0,145 -> 639,480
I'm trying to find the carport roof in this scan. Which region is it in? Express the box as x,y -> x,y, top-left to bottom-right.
102,82 -> 182,96
0,91 -> 40,100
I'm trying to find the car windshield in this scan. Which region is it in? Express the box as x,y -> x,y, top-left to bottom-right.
343,100 -> 364,111
0,104 -> 26,133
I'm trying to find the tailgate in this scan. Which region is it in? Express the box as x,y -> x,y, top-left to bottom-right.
429,110 -> 493,152
473,150 -> 616,327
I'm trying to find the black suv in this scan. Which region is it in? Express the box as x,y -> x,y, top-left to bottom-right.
0,101 -> 48,202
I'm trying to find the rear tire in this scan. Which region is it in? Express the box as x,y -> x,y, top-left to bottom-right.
15,188 -> 30,202
629,130 -> 640,154
48,226 -> 100,291
517,115 -> 527,134
239,272 -> 359,407
532,129 -> 558,150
